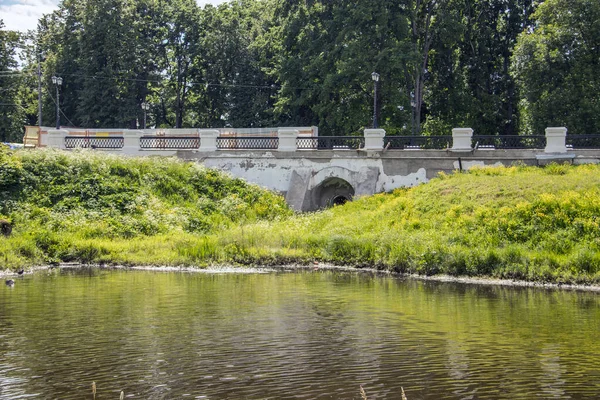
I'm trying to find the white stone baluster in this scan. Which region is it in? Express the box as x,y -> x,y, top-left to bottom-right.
451,128 -> 473,152
199,129 -> 220,151
278,129 -> 299,152
47,129 -> 68,149
123,130 -> 143,155
363,128 -> 385,151
545,127 -> 568,153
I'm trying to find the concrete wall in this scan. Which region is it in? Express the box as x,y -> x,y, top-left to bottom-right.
179,148 -> 600,211
42,125 -> 600,211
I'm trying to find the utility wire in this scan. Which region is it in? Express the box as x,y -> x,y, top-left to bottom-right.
0,70 -> 32,75
8,68 -> 321,91
61,72 -> 295,90
0,103 -> 28,111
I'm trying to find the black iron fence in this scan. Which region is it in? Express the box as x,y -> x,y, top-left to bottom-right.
297,136 -> 364,150
64,136 -> 124,149
566,134 -> 600,149
216,136 -> 279,150
140,136 -> 199,149
62,133 -> 600,151
384,135 -> 452,150
472,135 -> 545,149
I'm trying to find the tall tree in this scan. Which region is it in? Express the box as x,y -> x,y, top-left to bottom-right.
408,0 -> 451,135
425,0 -> 535,136
153,0 -> 202,128
37,0 -> 85,127
36,0 -> 161,128
197,0 -> 278,128
512,0 -> 600,135
78,0 -> 141,127
0,20 -> 28,142
274,0 -> 412,135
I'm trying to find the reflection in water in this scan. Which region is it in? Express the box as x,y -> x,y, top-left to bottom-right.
0,269 -> 598,399
539,344 -> 567,399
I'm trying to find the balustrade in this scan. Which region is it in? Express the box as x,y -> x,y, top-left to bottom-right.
42,125 -> 600,154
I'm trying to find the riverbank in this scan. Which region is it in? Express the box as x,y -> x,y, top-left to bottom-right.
1,147 -> 600,285
3,263 -> 600,292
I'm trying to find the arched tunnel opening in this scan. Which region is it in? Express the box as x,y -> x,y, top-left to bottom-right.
330,195 -> 349,206
313,177 -> 355,210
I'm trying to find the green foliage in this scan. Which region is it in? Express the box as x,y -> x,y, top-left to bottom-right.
0,145 -> 23,190
191,163 -> 600,284
274,0 -> 415,135
3,157 -> 599,285
512,0 -> 600,135
4,0 -> 599,141
427,0 -> 536,136
0,20 -> 30,142
0,149 -> 291,265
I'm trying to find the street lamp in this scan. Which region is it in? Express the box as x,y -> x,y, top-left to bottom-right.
371,72 -> 380,129
141,102 -> 150,129
51,76 -> 63,129
410,91 -> 416,136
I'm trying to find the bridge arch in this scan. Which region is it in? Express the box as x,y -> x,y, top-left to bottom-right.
308,166 -> 359,210
312,177 -> 355,209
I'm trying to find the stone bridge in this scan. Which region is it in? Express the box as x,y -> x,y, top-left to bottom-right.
41,127 -> 600,211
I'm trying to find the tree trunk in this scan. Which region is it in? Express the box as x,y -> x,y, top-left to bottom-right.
411,0 -> 439,135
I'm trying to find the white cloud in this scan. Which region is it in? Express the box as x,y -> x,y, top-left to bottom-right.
0,0 -> 229,32
0,0 -> 58,32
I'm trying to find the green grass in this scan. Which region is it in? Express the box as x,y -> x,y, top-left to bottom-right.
1,146 -> 600,284
0,147 -> 292,268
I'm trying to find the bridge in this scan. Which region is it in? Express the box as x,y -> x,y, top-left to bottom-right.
36,126 -> 600,211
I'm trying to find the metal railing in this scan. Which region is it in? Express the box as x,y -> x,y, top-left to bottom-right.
60,132 -> 600,152
64,136 -> 124,149
140,136 -> 199,149
216,136 -> 279,150
472,135 -> 545,149
566,134 -> 600,149
297,136 -> 364,150
384,135 -> 452,150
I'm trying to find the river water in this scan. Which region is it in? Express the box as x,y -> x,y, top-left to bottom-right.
0,268 -> 598,399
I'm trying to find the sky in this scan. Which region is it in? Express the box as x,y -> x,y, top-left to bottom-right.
0,0 -> 229,32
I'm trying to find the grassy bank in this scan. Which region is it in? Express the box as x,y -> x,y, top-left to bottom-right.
0,147 -> 291,267
206,162 -> 600,284
2,147 -> 600,284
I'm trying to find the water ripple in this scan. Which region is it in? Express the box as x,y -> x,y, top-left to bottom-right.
0,270 -> 598,399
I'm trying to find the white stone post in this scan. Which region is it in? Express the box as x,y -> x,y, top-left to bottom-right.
46,129 -> 68,149
451,128 -> 473,152
199,129 -> 220,151
277,129 -> 299,152
545,127 -> 568,153
122,130 -> 142,155
363,128 -> 385,151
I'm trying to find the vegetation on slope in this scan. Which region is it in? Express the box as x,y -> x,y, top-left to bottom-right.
0,147 -> 291,266
200,162 -> 600,284
2,147 -> 600,284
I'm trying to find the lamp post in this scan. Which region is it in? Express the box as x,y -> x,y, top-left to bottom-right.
51,76 -> 63,129
37,52 -> 42,128
371,72 -> 380,129
141,102 -> 150,129
410,91 -> 416,136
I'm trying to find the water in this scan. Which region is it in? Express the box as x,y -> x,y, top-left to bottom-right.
0,268 -> 599,399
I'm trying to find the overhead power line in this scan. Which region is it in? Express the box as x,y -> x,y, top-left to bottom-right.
0,103 -> 28,111
7,68 -> 320,91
